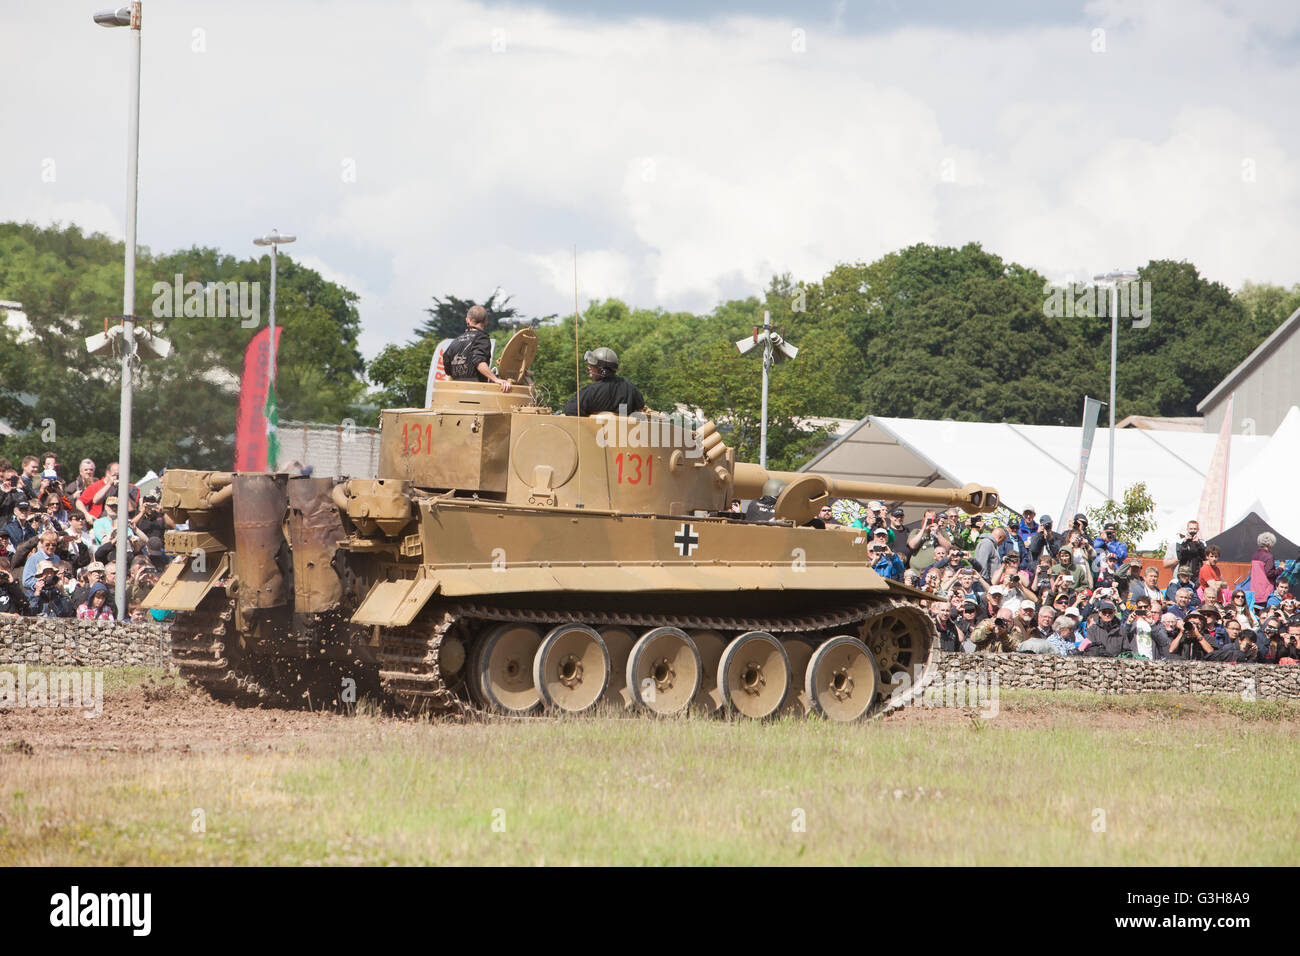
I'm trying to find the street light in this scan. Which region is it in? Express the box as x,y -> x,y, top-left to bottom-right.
1094,268 -> 1140,502
253,229 -> 295,470
93,0 -> 142,620
735,311 -> 798,468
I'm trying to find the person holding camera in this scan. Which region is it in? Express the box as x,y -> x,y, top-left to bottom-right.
0,558 -> 28,615
1167,609 -> 1216,660
29,559 -> 71,618
78,461 -> 139,521
869,535 -> 904,581
1162,519 -> 1207,579
1027,515 -> 1062,566
1207,621 -> 1258,663
907,510 -> 952,569
2,499 -> 38,548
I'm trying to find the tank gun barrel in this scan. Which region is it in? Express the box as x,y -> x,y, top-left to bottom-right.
733,462 -> 998,517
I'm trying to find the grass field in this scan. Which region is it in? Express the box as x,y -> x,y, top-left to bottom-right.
2,667 -> 1299,865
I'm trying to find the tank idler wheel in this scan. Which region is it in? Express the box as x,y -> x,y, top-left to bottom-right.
533,624 -> 609,715
778,639 -> 814,717
718,631 -> 790,720
806,636 -> 879,722
690,629 -> 727,713
598,626 -> 637,709
627,627 -> 701,716
475,623 -> 543,715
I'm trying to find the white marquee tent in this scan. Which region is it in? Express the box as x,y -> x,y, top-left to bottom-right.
800,411 -> 1300,551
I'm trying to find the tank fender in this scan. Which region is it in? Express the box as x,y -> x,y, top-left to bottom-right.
351,574 -> 440,627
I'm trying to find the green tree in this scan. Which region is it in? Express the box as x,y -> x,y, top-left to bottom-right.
1235,280 -> 1300,341
0,222 -> 367,475
1086,482 -> 1159,555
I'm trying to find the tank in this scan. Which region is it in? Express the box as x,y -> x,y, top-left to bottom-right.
145,328 -> 1000,721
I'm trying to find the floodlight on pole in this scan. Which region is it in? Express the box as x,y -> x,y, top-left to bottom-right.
1094,268 -> 1140,503
91,0 -> 143,621
253,229 -> 295,470
735,311 -> 798,468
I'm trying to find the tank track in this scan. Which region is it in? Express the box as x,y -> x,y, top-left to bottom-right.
376,594 -> 937,719
168,593 -> 282,706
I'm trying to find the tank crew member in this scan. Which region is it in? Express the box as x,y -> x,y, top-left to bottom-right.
442,305 -> 512,392
561,347 -> 645,416
744,478 -> 785,522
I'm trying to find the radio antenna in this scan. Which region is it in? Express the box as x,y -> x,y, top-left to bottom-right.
573,244 -> 583,508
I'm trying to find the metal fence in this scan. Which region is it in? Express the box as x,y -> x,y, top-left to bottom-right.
274,420 -> 380,478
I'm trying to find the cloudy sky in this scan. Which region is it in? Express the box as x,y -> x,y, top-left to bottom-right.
5,0 -> 1299,358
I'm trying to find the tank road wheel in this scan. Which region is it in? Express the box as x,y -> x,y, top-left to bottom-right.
806,636 -> 879,722
778,639 -> 814,717
689,629 -> 727,713
475,623 -> 543,715
533,624 -> 610,715
598,626 -> 637,708
718,631 -> 790,720
627,627 -> 701,717
859,602 -> 937,708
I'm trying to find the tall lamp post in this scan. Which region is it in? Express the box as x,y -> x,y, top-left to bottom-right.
1094,268 -> 1140,502
252,229 -> 295,470
94,3 -> 143,620
735,311 -> 798,469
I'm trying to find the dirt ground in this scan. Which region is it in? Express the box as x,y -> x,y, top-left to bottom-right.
5,673 -> 1299,757
0,676 -> 370,756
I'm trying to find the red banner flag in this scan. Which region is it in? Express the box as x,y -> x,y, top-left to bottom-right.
234,326 -> 282,472
1196,392 -> 1234,539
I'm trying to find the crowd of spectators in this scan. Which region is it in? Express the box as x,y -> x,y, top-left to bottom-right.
816,500 -> 1298,664
0,451 -> 171,621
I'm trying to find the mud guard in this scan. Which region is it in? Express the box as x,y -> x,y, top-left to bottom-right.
144,552 -> 231,611
351,575 -> 440,627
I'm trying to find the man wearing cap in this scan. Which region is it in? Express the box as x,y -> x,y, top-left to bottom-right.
70,562 -> 107,613
886,508 -> 915,562
442,305 -> 513,391
0,558 -> 26,615
971,608 -> 1019,654
1168,609 -> 1216,659
28,559 -> 70,617
1081,601 -> 1124,656
869,533 -> 904,581
1010,602 -> 1038,644
1027,515 -> 1061,566
562,347 -> 645,416
983,584 -> 1007,622
1016,507 -> 1038,548
1017,606 -> 1060,654
1,499 -> 37,549
1091,520 -> 1128,569
955,596 -> 981,649
1164,566 -> 1199,606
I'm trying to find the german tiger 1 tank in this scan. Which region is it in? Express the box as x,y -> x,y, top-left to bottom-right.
145,328 -> 999,721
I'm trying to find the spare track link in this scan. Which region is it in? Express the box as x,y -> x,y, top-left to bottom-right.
376,595 -> 938,719
169,594 -> 280,706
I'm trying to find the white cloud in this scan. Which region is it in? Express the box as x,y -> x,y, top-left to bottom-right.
3,0 -> 1298,363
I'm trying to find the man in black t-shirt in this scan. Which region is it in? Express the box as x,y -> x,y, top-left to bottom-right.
562,347 -> 645,417
442,305 -> 512,391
